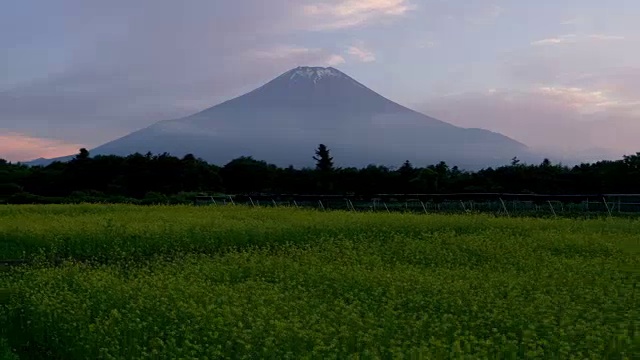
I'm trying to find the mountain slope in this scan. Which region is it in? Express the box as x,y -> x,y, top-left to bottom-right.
31,66 -> 530,169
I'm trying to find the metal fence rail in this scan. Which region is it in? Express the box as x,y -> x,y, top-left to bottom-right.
194,193 -> 640,217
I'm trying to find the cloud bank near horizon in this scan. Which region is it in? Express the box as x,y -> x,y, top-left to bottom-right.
0,132 -> 84,163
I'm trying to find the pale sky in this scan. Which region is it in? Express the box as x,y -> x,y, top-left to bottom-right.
2,0 -> 639,162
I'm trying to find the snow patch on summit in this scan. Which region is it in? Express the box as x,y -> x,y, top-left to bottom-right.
289,66 -> 343,83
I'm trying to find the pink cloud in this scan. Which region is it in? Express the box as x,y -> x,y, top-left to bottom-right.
419,86 -> 640,158
347,43 -> 376,62
303,0 -> 415,30
477,35 -> 640,158
0,132 -> 83,162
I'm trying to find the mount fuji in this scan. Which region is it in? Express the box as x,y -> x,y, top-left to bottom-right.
31,66 -> 531,168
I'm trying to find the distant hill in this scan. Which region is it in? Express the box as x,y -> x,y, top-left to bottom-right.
28,66 -> 531,169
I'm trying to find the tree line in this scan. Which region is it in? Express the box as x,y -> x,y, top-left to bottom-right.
1,144 -> 640,204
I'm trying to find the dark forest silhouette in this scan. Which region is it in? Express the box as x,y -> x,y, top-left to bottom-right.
2,144 -> 640,204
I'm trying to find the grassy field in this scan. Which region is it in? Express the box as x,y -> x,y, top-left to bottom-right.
0,205 -> 638,359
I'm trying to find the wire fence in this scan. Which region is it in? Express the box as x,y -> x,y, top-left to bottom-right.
193,193 -> 640,218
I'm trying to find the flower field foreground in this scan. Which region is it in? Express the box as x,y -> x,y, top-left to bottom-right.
0,205 -> 639,358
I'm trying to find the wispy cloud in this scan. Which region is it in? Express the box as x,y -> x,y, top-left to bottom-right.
588,34 -> 625,41
252,46 -> 318,60
418,40 -> 437,49
531,34 -> 625,46
303,0 -> 416,30
421,89 -> 588,154
467,4 -> 503,25
534,86 -> 628,113
421,79 -> 640,156
531,34 -> 578,46
560,17 -> 585,26
346,43 -> 376,62
0,132 -> 83,162
249,45 -> 345,66
326,54 -> 347,66
413,31 -> 438,49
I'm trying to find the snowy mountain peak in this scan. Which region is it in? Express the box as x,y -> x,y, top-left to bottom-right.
287,66 -> 344,83
28,65 -> 530,168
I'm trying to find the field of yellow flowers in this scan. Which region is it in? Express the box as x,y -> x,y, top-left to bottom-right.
0,205 -> 638,358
